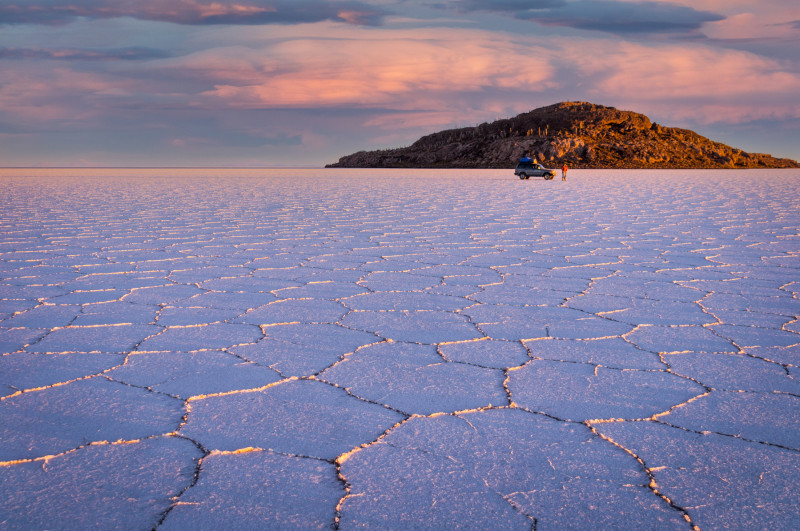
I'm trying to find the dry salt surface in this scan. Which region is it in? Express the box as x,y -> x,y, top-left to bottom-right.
1,167 -> 799,530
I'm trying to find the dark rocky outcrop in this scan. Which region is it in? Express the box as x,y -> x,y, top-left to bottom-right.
326,102 -> 799,169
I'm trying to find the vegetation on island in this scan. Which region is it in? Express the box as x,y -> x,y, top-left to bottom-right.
326,102 -> 799,169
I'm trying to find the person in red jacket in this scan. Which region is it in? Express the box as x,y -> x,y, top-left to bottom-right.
561,164 -> 568,181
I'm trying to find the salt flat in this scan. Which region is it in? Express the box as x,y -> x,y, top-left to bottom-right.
1,168 -> 799,529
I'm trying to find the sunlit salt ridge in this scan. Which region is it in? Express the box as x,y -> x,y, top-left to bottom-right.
1,168 -> 799,529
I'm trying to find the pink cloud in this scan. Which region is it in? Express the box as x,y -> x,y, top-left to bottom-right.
3,14 -> 797,160
0,67 -> 119,123
140,21 -> 800,136
187,27 -> 553,111
194,2 -> 278,18
562,39 -> 800,123
0,59 -> 180,127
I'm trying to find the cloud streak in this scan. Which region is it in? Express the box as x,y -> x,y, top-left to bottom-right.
451,0 -> 724,36
453,0 -> 566,12
518,0 -> 724,34
0,47 -> 169,61
0,0 -> 389,26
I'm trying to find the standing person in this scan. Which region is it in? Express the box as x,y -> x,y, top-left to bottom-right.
561,163 -> 568,181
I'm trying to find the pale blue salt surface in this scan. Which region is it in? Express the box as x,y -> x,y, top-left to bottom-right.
0,167 -> 799,529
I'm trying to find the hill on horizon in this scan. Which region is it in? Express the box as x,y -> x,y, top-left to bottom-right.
326,102 -> 799,169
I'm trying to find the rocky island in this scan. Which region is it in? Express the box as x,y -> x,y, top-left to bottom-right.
327,102 -> 799,169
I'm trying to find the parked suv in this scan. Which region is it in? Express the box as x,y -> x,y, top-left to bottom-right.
515,160 -> 556,180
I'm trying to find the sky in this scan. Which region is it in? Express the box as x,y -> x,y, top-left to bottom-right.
0,0 -> 798,167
